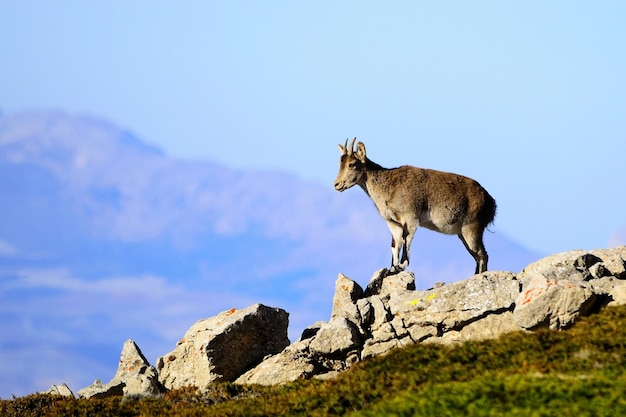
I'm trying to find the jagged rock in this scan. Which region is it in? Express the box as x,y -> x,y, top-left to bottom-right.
298,321 -> 324,341
114,339 -> 163,397
366,294 -> 392,331
511,250 -> 626,330
593,247 -> 626,279
309,318 -> 361,356
331,273 -> 364,318
235,339 -> 316,385
236,311 -> 360,386
510,248 -> 625,330
78,339 -> 162,399
591,277 -> 626,305
584,247 -> 626,306
362,320 -> 419,359
235,324 -> 358,386
515,271 -> 597,330
43,383 -> 75,398
430,311 -> 522,344
365,268 -> 416,297
157,304 -> 289,391
330,274 -> 366,335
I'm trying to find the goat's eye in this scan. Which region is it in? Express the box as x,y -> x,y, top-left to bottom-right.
348,162 -> 357,169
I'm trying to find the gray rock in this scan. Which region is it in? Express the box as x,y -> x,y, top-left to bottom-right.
362,320 -> 415,359
298,321 -> 325,341
517,248 -> 626,284
387,271 -> 520,332
309,318 -> 361,356
78,339 -> 162,399
429,311 -> 522,345
43,383 -> 75,398
113,339 -> 162,397
356,271 -> 521,355
514,272 -> 597,330
567,247 -> 626,281
591,276 -> 626,305
157,304 -> 289,391
330,274 -> 365,334
235,339 -> 316,385
331,273 -> 364,318
510,249 -> 626,330
519,250 -> 589,282
367,294 -> 393,332
236,317 -> 361,386
365,268 -> 415,297
77,379 -> 125,399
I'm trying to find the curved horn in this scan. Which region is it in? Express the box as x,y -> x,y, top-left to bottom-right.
348,137 -> 357,155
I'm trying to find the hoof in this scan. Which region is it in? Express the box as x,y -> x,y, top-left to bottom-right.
387,265 -> 404,275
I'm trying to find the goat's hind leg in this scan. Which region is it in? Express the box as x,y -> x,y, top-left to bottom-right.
399,221 -> 417,271
458,224 -> 489,274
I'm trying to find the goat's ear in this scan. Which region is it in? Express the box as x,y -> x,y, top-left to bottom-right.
356,142 -> 367,162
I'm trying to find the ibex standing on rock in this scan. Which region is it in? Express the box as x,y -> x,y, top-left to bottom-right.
334,138 -> 496,275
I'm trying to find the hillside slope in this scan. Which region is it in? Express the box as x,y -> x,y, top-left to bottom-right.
3,304 -> 626,415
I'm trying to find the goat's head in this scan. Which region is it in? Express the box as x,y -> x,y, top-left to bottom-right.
334,137 -> 368,192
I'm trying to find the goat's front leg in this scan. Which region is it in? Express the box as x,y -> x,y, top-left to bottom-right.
387,220 -> 405,274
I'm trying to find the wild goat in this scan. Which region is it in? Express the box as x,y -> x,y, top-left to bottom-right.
334,138 -> 496,275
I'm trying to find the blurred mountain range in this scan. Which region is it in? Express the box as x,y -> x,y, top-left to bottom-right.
0,110 -> 541,397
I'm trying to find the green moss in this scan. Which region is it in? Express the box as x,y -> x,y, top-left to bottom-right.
3,304 -> 626,417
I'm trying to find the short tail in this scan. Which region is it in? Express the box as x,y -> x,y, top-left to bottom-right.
484,192 -> 497,232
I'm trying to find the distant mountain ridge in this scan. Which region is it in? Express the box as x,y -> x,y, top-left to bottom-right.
0,110 -> 540,397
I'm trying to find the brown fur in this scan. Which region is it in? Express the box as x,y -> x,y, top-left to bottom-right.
334,138 -> 496,275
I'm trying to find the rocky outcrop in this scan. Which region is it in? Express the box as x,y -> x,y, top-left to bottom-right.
235,270 -> 522,385
237,246 -> 626,385
156,303 -> 289,391
65,246 -> 625,397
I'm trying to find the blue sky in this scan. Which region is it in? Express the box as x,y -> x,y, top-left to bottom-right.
1,1 -> 625,254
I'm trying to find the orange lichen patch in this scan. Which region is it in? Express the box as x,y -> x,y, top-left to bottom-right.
521,279 -> 583,306
225,308 -> 237,316
118,359 -> 144,373
521,287 -> 544,305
